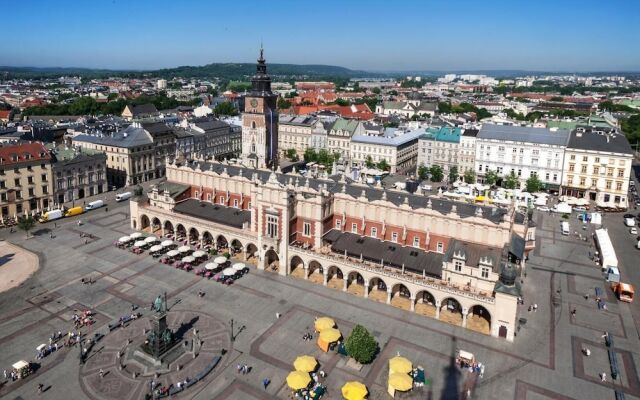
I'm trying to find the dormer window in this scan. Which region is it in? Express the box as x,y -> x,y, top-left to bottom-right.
454,260 -> 463,272
453,250 -> 466,261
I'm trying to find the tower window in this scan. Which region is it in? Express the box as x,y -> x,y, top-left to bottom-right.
251,121 -> 256,129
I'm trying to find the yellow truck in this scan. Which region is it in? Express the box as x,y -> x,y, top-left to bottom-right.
64,206 -> 84,217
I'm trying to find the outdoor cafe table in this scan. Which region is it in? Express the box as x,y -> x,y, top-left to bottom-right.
192,250 -> 206,258
144,236 -> 159,244
232,263 -> 246,271
161,240 -> 174,247
182,256 -> 196,263
222,267 -> 236,276
166,250 -> 179,258
205,262 -> 218,271
149,245 -> 163,253
214,256 -> 227,264
133,240 -> 146,248
178,246 -> 192,253
130,232 -> 143,239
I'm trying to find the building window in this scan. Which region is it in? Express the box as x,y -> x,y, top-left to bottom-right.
481,268 -> 489,279
436,242 -> 443,253
43,185 -> 48,194
618,169 -> 625,178
454,260 -> 462,272
233,199 -> 239,208
303,222 -> 311,237
616,182 -> 622,191
207,193 -> 211,201
28,188 -> 34,197
219,197 -> 225,205
580,165 -> 587,173
351,223 -> 358,233
582,156 -> 588,162
266,214 -> 278,238
391,232 -> 398,243
194,190 -> 199,198
605,180 -> 612,189
336,220 -> 342,230
370,227 -> 377,238
413,236 -> 420,247
568,164 -> 575,172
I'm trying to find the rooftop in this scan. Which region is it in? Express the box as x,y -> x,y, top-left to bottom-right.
351,129 -> 423,146
74,125 -> 153,148
173,198 -> 251,229
478,124 -> 570,146
422,127 -> 463,143
0,142 -> 51,166
567,128 -> 633,155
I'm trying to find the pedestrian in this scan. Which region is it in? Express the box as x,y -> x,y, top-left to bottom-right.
38,383 -> 44,394
262,378 -> 270,389
3,369 -> 7,379
533,304 -> 538,312
99,368 -> 104,378
237,364 -> 242,373
276,312 -> 280,319
54,222 -> 56,228
600,372 -> 606,382
50,232 -> 53,239
571,309 -> 576,317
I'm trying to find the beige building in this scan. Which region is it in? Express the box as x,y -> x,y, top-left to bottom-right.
327,119 -> 364,160
278,115 -> 322,159
49,145 -> 108,205
561,126 -> 633,209
350,129 -> 422,174
72,122 -> 175,188
0,142 -> 54,217
129,158 -> 534,342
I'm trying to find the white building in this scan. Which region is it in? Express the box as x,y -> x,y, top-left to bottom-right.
459,129 -> 479,178
327,119 -> 364,160
417,127 -> 462,176
475,125 -> 570,189
278,115 -> 323,159
561,126 -> 633,209
157,79 -> 167,90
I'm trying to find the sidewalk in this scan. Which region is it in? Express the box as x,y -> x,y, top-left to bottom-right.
57,178 -> 166,209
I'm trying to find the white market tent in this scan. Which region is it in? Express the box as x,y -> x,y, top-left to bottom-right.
182,256 -> 195,263
161,240 -> 174,247
214,256 -> 228,264
12,360 -> 29,370
133,240 -> 146,248
232,263 -> 246,271
192,250 -> 206,258
204,262 -> 218,271
144,236 -> 159,244
222,267 -> 236,276
118,236 -> 131,243
178,246 -> 192,253
595,228 -> 618,268
149,245 -> 163,253
130,232 -> 143,239
166,250 -> 179,257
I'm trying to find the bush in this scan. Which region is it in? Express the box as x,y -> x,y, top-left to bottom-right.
345,325 -> 378,364
223,252 -> 231,259
561,214 -> 569,219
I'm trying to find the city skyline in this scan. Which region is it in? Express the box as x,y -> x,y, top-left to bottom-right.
2,0 -> 640,72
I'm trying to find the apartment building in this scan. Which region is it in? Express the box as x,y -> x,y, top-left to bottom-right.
49,145 -> 108,204
417,127 -> 462,175
278,115 -> 323,159
561,126 -> 633,209
350,129 -> 422,174
0,142 -> 54,217
327,119 -> 364,160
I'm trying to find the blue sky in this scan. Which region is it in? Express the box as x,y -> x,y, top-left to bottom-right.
2,0 -> 639,72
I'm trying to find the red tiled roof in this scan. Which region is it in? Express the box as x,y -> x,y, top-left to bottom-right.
0,142 -> 51,166
0,110 -> 10,119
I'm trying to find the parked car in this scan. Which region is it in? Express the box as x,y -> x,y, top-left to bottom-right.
631,227 -> 638,235
573,206 -> 587,212
625,217 -> 636,227
537,206 -> 550,212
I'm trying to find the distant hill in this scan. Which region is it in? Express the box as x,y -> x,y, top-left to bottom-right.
0,63 -> 378,80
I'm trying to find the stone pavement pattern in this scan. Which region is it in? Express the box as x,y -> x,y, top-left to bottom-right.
0,198 -> 638,400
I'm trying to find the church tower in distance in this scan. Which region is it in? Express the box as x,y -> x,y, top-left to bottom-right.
241,47 -> 279,169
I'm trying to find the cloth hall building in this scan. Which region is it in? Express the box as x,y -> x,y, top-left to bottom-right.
128,50 -> 534,342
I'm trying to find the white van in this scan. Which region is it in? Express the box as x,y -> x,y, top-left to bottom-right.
115,192 -> 132,202
39,209 -> 64,223
561,221 -> 570,235
85,200 -> 104,210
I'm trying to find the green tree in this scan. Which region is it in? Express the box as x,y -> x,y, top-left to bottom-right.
417,164 -> 429,180
429,165 -> 444,182
214,101 -> 238,116
335,98 -> 350,106
463,169 -> 476,184
17,216 -> 36,238
484,169 -> 498,186
372,87 -> 381,94
365,155 -> 375,168
504,172 -> 519,189
526,174 -> 543,193
285,148 -> 298,161
376,159 -> 390,171
344,325 -> 378,364
277,97 -> 291,109
304,148 -> 317,162
448,166 -> 459,183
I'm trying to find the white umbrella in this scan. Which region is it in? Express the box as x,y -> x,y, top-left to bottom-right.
192,250 -> 206,258
161,240 -> 174,247
133,240 -> 146,248
222,267 -> 236,276
118,236 -> 131,243
178,246 -> 191,253
149,245 -> 163,253
145,236 -> 159,244
166,250 -> 179,257
182,256 -> 195,263
130,232 -> 143,239
232,262 -> 246,271
204,262 -> 218,271
214,256 -> 227,264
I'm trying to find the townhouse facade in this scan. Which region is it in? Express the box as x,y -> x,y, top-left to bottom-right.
417,127 -> 462,176
278,115 -> 323,159
350,129 -> 422,174
327,119 -> 364,160
50,145 -> 108,205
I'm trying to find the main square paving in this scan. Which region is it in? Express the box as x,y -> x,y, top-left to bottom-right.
0,199 -> 639,400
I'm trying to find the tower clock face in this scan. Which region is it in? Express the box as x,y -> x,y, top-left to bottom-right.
250,99 -> 258,107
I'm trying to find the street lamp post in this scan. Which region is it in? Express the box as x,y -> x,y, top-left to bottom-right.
230,318 -> 234,342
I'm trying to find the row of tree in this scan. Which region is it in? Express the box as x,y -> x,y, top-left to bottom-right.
303,148 -> 341,173
437,102 -> 492,120
417,163 -> 543,192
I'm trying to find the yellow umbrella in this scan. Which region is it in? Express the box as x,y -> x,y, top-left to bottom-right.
286,370 -> 311,390
389,356 -> 412,374
341,381 -> 368,400
293,355 -> 317,372
319,328 -> 341,343
388,372 -> 413,391
314,317 -> 335,332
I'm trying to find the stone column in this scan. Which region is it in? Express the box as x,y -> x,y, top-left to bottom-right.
343,278 -> 348,292
364,284 -> 369,298
435,301 -> 441,319
304,267 -> 309,280
462,308 -> 468,328
323,272 -> 328,286
410,296 -> 416,312
386,289 -> 392,305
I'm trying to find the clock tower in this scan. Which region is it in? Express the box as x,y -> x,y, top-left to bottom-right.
241,47 -> 279,169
